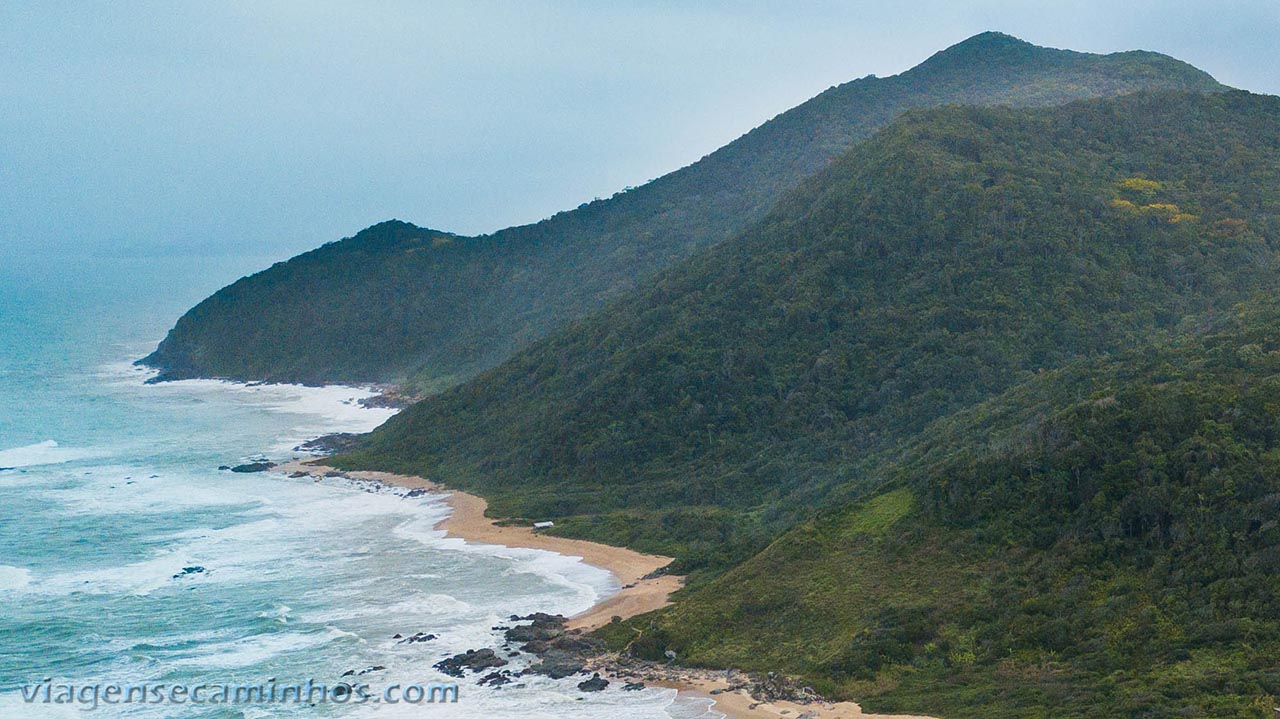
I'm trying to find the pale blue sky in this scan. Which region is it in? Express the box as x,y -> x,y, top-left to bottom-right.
2,1 -> 1277,259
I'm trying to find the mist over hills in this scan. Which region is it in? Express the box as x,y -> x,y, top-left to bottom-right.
140,32 -> 1225,389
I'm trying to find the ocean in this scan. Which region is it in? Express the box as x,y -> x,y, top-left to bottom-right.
0,255 -> 715,718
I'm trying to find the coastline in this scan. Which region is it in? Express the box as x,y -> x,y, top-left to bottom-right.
668,680 -> 939,719
278,459 -> 938,719
276,460 -> 683,631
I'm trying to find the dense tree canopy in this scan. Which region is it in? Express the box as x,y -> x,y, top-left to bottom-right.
659,298 -> 1280,717
344,90 -> 1280,559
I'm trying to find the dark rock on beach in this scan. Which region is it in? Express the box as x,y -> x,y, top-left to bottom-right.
525,651 -> 585,680
504,613 -> 566,643
502,612 -> 606,680
640,564 -> 673,580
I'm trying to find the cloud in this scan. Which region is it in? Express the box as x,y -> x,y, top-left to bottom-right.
0,2 -> 1274,257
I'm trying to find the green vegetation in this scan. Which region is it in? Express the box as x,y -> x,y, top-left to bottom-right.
341,90 -> 1280,565
140,32 -> 1224,388
661,299 -> 1280,717
338,91 -> 1280,715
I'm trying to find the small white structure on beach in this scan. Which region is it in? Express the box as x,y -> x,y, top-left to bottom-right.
533,521 -> 555,530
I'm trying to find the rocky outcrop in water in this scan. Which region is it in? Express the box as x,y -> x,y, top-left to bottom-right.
577,673 -> 608,692
294,433 -> 362,455
229,461 -> 275,473
357,389 -> 422,410
478,670 -> 514,687
395,631 -> 437,644
500,613 -> 608,684
433,649 -> 507,678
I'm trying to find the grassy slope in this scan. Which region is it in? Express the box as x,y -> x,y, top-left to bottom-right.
140,33 -> 1225,388
340,92 -> 1280,580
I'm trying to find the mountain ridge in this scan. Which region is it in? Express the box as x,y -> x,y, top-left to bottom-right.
139,33 -> 1227,388
340,89 -> 1280,553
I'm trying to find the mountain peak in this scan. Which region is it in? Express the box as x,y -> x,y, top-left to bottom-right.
951,31 -> 1034,51
915,31 -> 1046,70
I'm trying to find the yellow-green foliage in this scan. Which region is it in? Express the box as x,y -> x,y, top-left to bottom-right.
1111,184 -> 1198,221
1116,176 -> 1163,198
1144,202 -> 1182,218
839,488 -> 913,536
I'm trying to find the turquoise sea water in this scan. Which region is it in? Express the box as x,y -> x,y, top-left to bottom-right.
0,256 -> 714,718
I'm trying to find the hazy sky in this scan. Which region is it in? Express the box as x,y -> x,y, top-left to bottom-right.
2,1 -> 1277,259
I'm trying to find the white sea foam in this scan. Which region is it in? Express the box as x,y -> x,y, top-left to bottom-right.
0,564 -> 31,592
47,468 -> 255,517
0,693 -> 82,719
121,370 -> 399,435
2,285 -> 717,719
6,360 -> 694,718
301,593 -> 475,624
503,551 -> 614,617
37,549 -> 199,596
167,626 -> 357,669
0,440 -> 106,468
391,514 -> 614,617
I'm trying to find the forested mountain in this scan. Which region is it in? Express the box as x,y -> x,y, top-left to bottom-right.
658,298 -> 1280,717
338,91 -> 1280,715
341,90 -> 1280,562
140,32 -> 1224,387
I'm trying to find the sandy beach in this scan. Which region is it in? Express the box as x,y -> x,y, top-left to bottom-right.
278,460 -> 936,719
276,460 -> 682,631
667,678 -> 939,719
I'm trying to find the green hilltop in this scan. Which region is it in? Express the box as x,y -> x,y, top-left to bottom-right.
338,90 -> 1280,715
139,32 -> 1225,388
